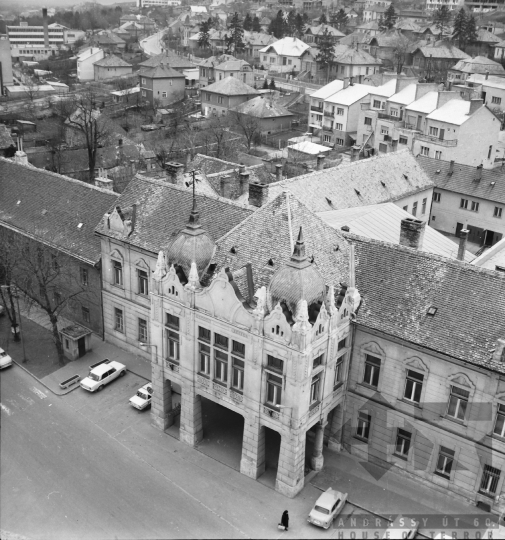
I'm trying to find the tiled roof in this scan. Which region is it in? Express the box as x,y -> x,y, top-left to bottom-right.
333,44 -> 382,65
139,64 -> 185,79
232,96 -> 293,118
267,149 -> 434,212
0,124 -> 15,149
476,28 -> 502,43
94,175 -> 253,253
0,158 -> 118,264
451,55 -> 505,76
416,156 -> 505,205
351,234 -> 505,370
340,32 -> 374,46
259,36 -> 311,57
203,76 -> 259,96
94,55 -> 131,68
306,24 -> 345,38
425,99 -> 480,125
139,51 -> 194,70
414,42 -> 469,59
466,73 -> 505,90
213,191 -> 351,295
96,33 -> 125,45
198,54 -> 236,68
216,60 -> 251,71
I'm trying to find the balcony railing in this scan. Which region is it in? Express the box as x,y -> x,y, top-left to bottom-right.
323,110 -> 333,117
311,105 -> 323,112
378,112 -> 403,122
323,125 -> 333,132
415,133 -> 458,147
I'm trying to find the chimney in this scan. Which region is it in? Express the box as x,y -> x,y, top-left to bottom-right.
42,8 -> 49,48
14,150 -> 28,166
239,171 -> 250,195
399,218 -> 426,250
486,70 -> 489,80
220,175 -> 232,198
343,77 -> 350,89
165,161 -> 185,185
448,160 -> 454,176
457,228 -> 469,261
275,163 -> 283,182
414,82 -> 437,101
248,182 -> 269,207
349,76 -> 354,86
436,90 -> 461,109
475,164 -> 483,181
493,338 -> 505,363
395,76 -> 418,94
130,159 -> 136,175
238,163 -> 245,174
468,98 -> 483,115
316,154 -> 325,170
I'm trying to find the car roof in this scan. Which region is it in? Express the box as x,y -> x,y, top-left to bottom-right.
140,383 -> 152,391
316,489 -> 341,507
91,363 -> 115,375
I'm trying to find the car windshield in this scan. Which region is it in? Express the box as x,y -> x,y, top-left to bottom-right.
0,352 -> 6,357
314,505 -> 330,515
137,391 -> 148,399
89,373 -> 100,381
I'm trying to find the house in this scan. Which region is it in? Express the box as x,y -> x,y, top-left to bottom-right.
425,0 -> 462,11
303,24 -> 345,46
363,5 -> 386,22
465,28 -> 503,59
412,42 -> 469,81
139,51 -> 195,73
0,156 -> 118,337
356,21 -> 381,37
198,54 -> 237,87
93,33 -> 126,54
246,33 -> 277,59
201,76 -> 259,117
214,60 -> 254,87
447,56 -> 505,85
418,156 -> 505,247
259,37 -> 311,73
77,47 -> 104,82
139,62 -> 186,107
231,95 -> 294,134
93,55 -> 133,81
471,236 -> 505,271
460,73 -> 505,114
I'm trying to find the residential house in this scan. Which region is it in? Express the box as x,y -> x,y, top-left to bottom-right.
93,55 -> 133,81
77,47 -> 104,82
94,33 -> 126,54
231,95 -> 294,134
139,51 -> 195,73
425,0 -> 462,11
447,56 -> 505,85
260,17 -> 272,32
303,24 -> 345,46
201,76 -> 259,117
418,156 -> 505,247
259,37 -> 311,73
198,54 -> 237,87
356,21 -> 381,37
412,42 -> 469,81
0,156 -> 118,337
214,60 -> 254,87
459,73 -> 505,114
363,5 -> 386,22
246,33 -> 277,59
308,78 -> 345,135
139,62 -> 186,107
464,29 -> 503,59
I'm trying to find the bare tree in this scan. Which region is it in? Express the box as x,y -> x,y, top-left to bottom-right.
204,115 -> 243,159
229,110 -> 262,151
391,35 -> 415,75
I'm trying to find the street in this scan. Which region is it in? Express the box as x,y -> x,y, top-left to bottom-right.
1,364 -> 378,540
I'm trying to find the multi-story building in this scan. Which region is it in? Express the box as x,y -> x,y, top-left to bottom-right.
259,37 -> 311,73
7,22 -> 64,47
418,156 -> 505,247
201,77 -> 259,117
94,55 -> 133,81
447,56 -> 505,85
77,47 -> 105,82
425,0 -> 463,10
0,37 -> 13,94
303,24 -> 345,46
139,62 -> 186,107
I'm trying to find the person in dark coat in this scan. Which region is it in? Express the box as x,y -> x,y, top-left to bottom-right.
281,510 -> 289,531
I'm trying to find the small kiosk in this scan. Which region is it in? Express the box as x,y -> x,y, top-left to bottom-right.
60,325 -> 92,361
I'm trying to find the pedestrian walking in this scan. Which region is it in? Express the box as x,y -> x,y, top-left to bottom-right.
280,510 -> 289,531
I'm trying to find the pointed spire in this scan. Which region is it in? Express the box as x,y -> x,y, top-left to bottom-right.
187,261 -> 200,290
291,227 -> 307,263
187,197 -> 201,229
153,250 -> 167,281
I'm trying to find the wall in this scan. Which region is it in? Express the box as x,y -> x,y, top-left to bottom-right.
0,38 -> 14,91
78,50 -> 104,81
94,65 -> 133,81
395,187 -> 433,223
152,77 -> 186,106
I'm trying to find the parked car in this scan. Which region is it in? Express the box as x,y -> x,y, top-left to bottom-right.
0,347 -> 13,369
80,360 -> 126,392
307,488 -> 348,530
140,124 -> 160,132
382,516 -> 419,539
129,382 -> 153,410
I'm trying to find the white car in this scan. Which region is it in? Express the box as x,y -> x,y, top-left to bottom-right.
129,382 -> 153,410
80,360 -> 126,392
382,516 -> 419,539
0,347 -> 13,369
308,488 -> 348,530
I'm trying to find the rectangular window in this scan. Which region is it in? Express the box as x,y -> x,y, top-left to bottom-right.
435,151 -> 442,160
494,404 -> 505,438
138,318 -> 148,342
214,332 -> 228,350
218,96 -> 223,104
337,108 -> 344,115
364,116 -> 372,125
373,99 -> 381,108
460,198 -> 468,209
162,91 -> 167,98
435,446 -> 455,478
433,192 -> 441,203
471,201 -> 479,212
404,370 -> 423,403
323,134 -> 331,143
412,201 -> 418,216
338,338 -> 347,351
447,386 -> 470,421
199,343 -> 210,374
336,138 -> 344,146
390,108 -> 399,117
232,357 -> 244,390
394,428 -> 412,458
232,340 -> 245,357
310,373 -> 321,403
494,207 -> 503,218
429,126 -> 439,136
363,355 -> 381,388
335,123 -> 343,131
356,411 -> 371,441
420,146 -> 429,157
114,308 -> 124,333
142,78 -> 146,84
80,267 -> 89,286
138,269 -> 148,295
198,326 -> 211,342
165,313 -> 179,329
480,465 -> 501,496
380,126 -> 389,134
167,329 -> 180,361
142,91 -> 146,97
215,349 -> 228,383
266,373 -> 282,406
113,260 -> 123,286
313,354 -> 323,368
267,355 -> 284,372
82,306 -> 90,323
422,198 -> 427,215
334,355 -> 344,388
492,96 -> 502,105
399,135 -> 408,145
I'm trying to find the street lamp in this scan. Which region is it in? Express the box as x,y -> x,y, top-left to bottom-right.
1,285 -> 26,363
139,342 -> 158,364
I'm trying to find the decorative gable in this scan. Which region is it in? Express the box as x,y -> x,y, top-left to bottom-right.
264,303 -> 292,345
403,356 -> 428,373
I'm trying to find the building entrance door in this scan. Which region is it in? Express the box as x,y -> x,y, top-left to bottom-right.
78,337 -> 86,358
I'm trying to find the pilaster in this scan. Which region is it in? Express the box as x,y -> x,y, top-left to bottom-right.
151,364 -> 175,430
240,417 -> 266,479
275,430 -> 306,498
179,386 -> 203,446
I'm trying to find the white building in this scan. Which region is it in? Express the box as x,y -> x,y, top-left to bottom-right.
259,37 -> 311,73
77,47 -> 104,82
7,23 -> 64,47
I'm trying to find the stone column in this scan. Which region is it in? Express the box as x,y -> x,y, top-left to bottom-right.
311,421 -> 326,471
179,386 -> 203,446
151,364 -> 174,430
240,418 -> 265,479
275,430 -> 306,498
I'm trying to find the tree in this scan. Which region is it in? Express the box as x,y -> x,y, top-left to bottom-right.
269,78 -> 276,90
383,4 -> 397,30
391,35 -> 414,74
319,13 -> 327,24
230,110 -> 262,151
378,16 -> 387,33
262,79 -> 269,89
465,15 -> 478,47
316,28 -> 335,81
228,12 -> 245,53
243,12 -> 252,31
331,9 -> 348,32
452,8 -> 467,49
0,229 -> 97,366
433,5 -> 451,37
287,10 -> 297,36
295,13 -> 305,38
198,19 -> 211,49
269,10 -> 287,39
252,16 -> 261,32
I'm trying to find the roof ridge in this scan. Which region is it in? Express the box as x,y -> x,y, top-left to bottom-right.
0,157 -> 117,195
